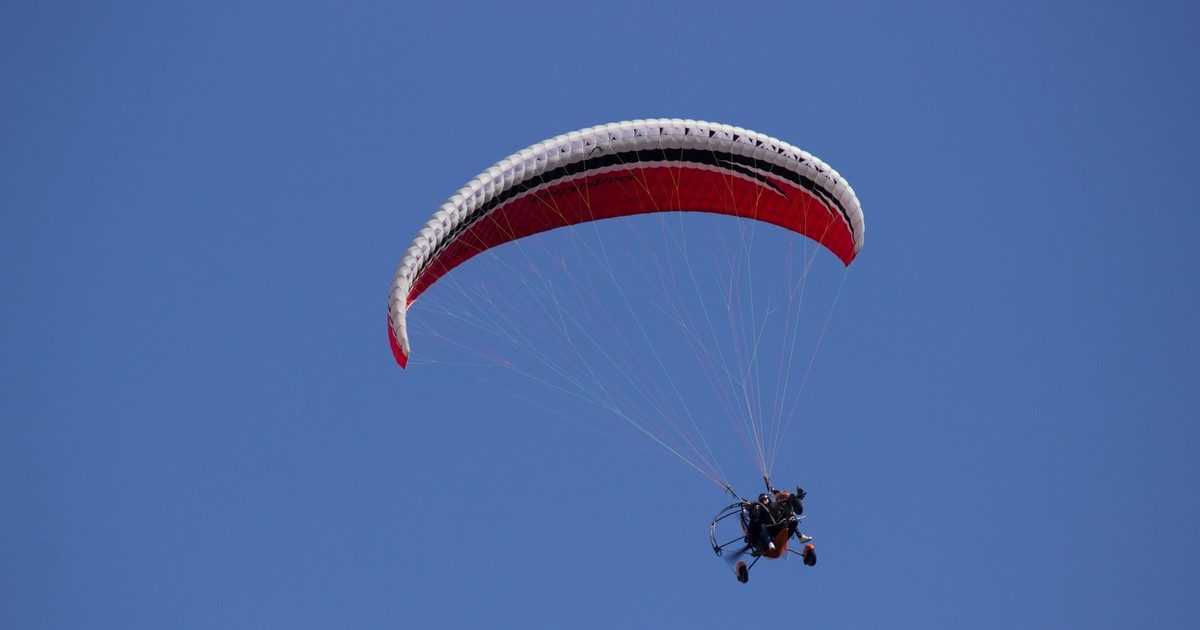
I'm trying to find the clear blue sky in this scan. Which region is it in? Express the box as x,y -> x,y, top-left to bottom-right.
3,1 -> 1198,627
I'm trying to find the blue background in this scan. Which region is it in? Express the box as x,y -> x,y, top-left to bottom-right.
3,1 -> 1198,627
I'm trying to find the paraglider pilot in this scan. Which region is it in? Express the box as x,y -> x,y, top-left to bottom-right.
745,493 -> 777,553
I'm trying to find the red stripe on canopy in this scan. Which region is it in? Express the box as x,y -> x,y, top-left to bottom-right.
409,165 -> 853,307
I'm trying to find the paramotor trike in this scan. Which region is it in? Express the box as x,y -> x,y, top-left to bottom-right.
709,501 -> 817,583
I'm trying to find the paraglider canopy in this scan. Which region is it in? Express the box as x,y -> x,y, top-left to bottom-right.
387,119 -> 865,368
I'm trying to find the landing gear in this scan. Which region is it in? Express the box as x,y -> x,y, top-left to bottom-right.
802,543 -> 817,566
736,561 -> 749,583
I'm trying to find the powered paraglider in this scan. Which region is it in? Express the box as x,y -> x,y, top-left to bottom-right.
386,119 -> 865,581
